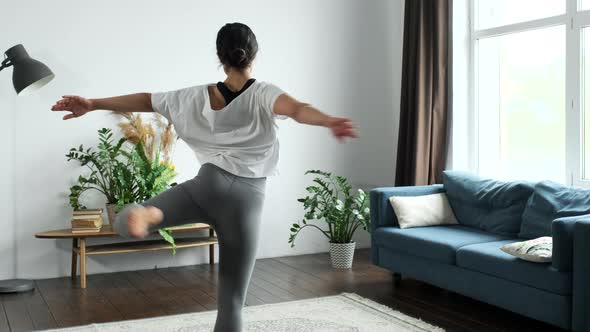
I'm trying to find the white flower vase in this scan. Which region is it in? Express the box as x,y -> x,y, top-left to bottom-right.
329,242 -> 356,269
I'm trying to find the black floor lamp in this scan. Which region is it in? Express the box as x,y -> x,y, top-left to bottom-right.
1,44 -> 55,293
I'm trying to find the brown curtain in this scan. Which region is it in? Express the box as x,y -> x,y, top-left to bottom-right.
395,0 -> 450,186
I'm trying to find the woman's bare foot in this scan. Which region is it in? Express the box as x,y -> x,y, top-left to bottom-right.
127,206 -> 164,238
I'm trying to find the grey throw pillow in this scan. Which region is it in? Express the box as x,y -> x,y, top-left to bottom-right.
501,237 -> 552,263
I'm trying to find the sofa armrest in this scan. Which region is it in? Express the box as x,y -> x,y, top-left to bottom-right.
573,218 -> 590,332
552,215 -> 590,272
370,185 -> 445,264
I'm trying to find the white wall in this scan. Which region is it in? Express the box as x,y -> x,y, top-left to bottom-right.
0,0 -> 403,280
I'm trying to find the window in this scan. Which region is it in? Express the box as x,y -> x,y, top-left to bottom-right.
477,27 -> 565,182
471,0 -> 590,186
476,1 -> 565,29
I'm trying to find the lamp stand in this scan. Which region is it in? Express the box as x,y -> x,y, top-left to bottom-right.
0,44 -> 52,293
1,54 -> 34,294
0,279 -> 35,293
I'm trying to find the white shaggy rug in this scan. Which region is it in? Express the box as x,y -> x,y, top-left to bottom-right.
38,293 -> 444,332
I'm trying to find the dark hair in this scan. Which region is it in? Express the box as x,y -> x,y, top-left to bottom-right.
216,23 -> 258,70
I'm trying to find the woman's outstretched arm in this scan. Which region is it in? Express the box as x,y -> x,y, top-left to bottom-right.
51,93 -> 153,120
274,94 -> 359,142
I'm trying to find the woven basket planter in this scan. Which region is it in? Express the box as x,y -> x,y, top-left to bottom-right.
329,242 -> 356,269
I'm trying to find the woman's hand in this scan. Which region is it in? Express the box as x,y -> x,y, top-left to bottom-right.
51,95 -> 94,120
326,117 -> 359,142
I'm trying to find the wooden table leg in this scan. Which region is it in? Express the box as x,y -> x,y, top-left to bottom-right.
71,238 -> 78,280
80,238 -> 86,289
209,228 -> 215,265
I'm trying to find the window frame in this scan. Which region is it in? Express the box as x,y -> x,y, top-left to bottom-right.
469,0 -> 590,187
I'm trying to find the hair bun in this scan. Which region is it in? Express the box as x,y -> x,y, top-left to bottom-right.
230,48 -> 248,65
216,23 -> 258,69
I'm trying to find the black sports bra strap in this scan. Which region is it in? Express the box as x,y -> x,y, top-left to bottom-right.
216,78 -> 256,105
216,82 -> 234,104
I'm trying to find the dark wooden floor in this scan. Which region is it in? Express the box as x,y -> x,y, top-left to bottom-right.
0,249 -> 564,332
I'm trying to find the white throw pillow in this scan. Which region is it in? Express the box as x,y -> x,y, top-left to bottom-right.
389,193 -> 459,229
500,237 -> 552,263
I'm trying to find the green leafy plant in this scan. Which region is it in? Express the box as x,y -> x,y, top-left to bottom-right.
126,141 -> 178,203
67,129 -> 178,209
289,170 -> 371,247
158,228 -> 177,255
66,128 -> 134,210
67,127 -> 179,255
115,112 -> 179,254
127,141 -> 179,255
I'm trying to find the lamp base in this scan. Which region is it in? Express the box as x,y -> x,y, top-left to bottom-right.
0,279 -> 35,293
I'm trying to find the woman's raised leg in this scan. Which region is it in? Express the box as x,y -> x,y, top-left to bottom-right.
113,177 -> 213,238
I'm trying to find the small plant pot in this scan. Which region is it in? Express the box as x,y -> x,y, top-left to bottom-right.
329,242 -> 356,269
105,203 -> 117,225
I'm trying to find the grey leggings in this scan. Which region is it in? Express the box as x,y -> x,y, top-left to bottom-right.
113,163 -> 266,332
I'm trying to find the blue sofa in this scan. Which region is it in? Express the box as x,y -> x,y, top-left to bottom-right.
370,171 -> 590,331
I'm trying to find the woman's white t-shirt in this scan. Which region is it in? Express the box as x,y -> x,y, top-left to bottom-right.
151,81 -> 286,178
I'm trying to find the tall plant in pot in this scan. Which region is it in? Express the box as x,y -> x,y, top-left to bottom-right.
67,113 -> 180,253
114,112 -> 179,253
66,128 -> 135,218
289,170 -> 371,268
114,111 -> 178,204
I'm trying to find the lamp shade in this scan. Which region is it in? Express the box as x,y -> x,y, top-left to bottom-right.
5,44 -> 55,95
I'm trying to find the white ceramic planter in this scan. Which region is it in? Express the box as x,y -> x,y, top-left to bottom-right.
329,242 -> 356,269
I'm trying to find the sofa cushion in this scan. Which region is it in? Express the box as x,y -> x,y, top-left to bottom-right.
389,193 -> 458,229
457,240 -> 572,295
519,181 -> 590,239
370,185 -> 446,230
373,225 -> 508,264
442,171 -> 535,237
500,237 -> 552,263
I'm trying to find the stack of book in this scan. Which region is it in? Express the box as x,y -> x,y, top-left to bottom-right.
72,209 -> 104,233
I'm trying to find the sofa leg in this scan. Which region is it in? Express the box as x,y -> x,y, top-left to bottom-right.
392,273 -> 402,286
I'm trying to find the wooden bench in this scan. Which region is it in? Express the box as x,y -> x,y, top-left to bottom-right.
35,223 -> 217,289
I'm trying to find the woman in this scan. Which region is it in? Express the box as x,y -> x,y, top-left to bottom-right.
51,22 -> 358,332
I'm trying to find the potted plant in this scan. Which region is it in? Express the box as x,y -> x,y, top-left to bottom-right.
66,128 -> 136,222
126,140 -> 179,254
288,170 -> 371,268
67,113 -> 180,254
68,113 -> 178,216
114,112 -> 179,254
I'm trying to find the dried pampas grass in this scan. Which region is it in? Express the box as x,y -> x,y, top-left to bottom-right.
113,112 -> 177,162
